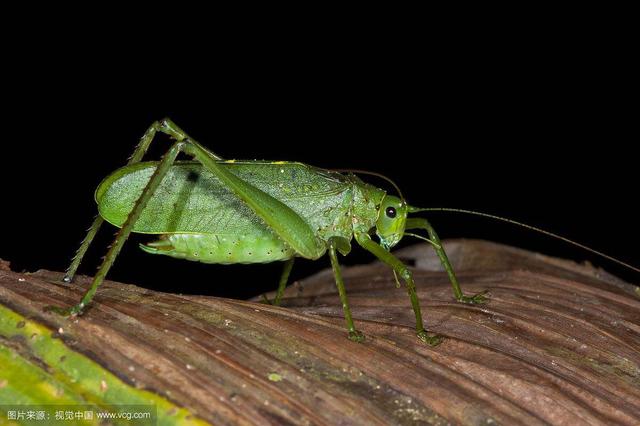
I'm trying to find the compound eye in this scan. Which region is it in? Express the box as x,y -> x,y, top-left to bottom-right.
385,206 -> 397,218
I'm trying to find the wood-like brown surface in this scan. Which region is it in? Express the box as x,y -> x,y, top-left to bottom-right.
1,240 -> 639,425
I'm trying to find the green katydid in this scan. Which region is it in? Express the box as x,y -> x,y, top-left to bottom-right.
48,118 -> 639,345
47,118 -> 485,345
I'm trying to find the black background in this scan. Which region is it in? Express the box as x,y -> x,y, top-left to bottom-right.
1,29 -> 638,300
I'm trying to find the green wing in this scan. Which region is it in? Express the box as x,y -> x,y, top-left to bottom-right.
96,161 -> 354,239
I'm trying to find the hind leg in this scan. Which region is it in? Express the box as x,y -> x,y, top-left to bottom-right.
64,118 -> 219,282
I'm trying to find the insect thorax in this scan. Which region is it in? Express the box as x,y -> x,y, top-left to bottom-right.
349,178 -> 387,235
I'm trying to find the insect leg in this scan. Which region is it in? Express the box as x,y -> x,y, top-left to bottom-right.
157,118 -> 223,161
63,118 -> 220,283
328,238 -> 364,342
273,258 -> 295,306
48,140 -> 187,316
355,232 -> 443,346
405,218 -> 488,304
63,123 -> 158,282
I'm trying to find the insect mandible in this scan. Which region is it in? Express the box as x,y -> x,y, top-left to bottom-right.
46,118 -> 491,346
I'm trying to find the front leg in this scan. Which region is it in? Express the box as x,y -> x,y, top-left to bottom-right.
355,233 -> 443,346
405,218 -> 488,305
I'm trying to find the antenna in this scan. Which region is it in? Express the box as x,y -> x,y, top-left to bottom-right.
409,206 -> 640,274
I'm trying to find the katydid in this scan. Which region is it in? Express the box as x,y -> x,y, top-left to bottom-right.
53,118 -> 640,345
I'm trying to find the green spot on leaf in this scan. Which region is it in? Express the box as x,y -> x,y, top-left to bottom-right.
268,373 -> 283,382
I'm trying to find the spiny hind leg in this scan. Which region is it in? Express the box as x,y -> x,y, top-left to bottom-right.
63,122 -> 157,282
405,217 -> 488,305
47,140 -> 187,316
63,118 -> 221,283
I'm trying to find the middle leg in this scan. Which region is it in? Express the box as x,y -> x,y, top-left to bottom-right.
262,258 -> 295,306
328,238 -> 365,342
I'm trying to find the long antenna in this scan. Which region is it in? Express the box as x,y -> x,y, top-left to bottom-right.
410,206 -> 640,274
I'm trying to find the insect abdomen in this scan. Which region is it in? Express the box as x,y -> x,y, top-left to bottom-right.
140,233 -> 298,264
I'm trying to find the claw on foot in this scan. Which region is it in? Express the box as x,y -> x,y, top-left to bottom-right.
43,304 -> 83,317
348,330 -> 365,343
417,330 -> 443,346
260,294 -> 283,306
457,290 -> 489,305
